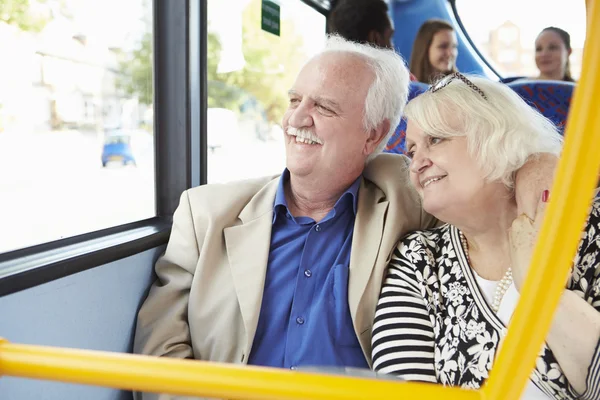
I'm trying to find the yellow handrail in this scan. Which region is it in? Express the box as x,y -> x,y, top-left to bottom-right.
0,338 -> 480,400
1,1 -> 599,399
484,0 -> 600,399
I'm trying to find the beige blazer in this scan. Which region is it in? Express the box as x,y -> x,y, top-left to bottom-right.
133,153 -> 436,399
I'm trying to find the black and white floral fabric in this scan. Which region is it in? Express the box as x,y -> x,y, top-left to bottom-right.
372,201 -> 600,399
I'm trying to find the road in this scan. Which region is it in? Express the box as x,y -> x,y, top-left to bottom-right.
0,130 -> 286,253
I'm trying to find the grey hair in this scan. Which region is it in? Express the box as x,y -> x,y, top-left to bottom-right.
404,75 -> 563,188
318,34 -> 410,162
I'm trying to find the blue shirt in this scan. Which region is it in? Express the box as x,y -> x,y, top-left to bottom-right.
247,170 -> 368,370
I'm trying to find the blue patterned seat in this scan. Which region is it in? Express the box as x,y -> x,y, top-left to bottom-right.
384,81 -> 430,154
507,79 -> 575,134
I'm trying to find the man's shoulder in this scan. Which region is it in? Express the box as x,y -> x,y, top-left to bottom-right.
187,175 -> 279,196
362,152 -> 419,207
366,152 -> 411,177
184,174 -> 280,216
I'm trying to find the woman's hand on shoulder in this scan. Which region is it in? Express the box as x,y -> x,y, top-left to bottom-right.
514,154 -> 557,220
509,190 -> 549,292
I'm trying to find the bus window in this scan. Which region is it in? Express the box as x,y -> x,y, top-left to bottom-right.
455,0 -> 586,79
207,0 -> 326,183
0,0 -> 155,254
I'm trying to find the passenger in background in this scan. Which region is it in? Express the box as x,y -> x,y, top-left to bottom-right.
327,0 -> 418,81
327,0 -> 394,49
372,73 -> 600,399
534,27 -> 575,82
409,19 -> 458,83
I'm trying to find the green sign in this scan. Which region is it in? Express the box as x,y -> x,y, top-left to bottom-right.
261,0 -> 280,37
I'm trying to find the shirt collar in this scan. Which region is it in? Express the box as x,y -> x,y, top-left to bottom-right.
273,169 -> 361,223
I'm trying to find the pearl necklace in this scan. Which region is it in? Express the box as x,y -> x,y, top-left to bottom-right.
459,232 -> 513,313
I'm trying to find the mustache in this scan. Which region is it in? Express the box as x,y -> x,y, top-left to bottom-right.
286,127 -> 323,144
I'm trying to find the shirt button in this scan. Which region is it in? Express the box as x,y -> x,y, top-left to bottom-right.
286,213 -> 292,219
296,317 -> 305,325
304,269 -> 312,278
315,224 -> 321,232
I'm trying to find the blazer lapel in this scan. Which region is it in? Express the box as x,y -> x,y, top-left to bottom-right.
348,180 -> 388,334
223,178 -> 279,356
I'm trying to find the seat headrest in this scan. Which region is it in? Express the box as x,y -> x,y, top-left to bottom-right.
507,79 -> 575,134
408,81 -> 430,98
384,79 -> 575,156
384,82 -> 430,154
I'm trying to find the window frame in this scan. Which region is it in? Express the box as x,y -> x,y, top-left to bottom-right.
300,0 -> 329,16
448,0 -> 503,79
0,0 -> 332,298
0,0 -> 207,297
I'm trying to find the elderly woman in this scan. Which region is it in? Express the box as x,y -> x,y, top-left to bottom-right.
371,73 -> 600,399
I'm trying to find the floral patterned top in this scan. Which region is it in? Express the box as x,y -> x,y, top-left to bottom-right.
371,201 -> 600,399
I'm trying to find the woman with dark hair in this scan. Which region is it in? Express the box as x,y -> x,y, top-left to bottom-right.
409,19 -> 458,83
535,26 -> 575,82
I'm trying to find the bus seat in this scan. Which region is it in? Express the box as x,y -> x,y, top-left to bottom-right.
507,80 -> 576,134
500,76 -> 526,84
384,81 -> 430,154
0,247 -> 162,400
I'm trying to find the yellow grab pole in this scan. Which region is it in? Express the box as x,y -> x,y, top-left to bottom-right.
483,1 -> 600,399
0,339 -> 481,400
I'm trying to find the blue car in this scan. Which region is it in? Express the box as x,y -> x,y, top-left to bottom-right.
101,131 -> 136,167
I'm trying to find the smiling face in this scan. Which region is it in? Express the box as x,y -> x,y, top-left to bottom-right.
282,52 -> 384,185
405,118 -> 493,222
535,29 -> 570,79
428,29 -> 458,75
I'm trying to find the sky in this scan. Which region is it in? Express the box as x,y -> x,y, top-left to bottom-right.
207,0 -> 326,73
59,0 -> 587,51
61,0 -> 149,49
208,0 -> 326,56
456,0 -> 587,49
59,0 -> 587,73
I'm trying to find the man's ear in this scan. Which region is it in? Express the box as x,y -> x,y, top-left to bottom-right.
364,119 -> 391,156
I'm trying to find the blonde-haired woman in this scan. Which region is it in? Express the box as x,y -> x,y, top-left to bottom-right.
372,73 -> 600,399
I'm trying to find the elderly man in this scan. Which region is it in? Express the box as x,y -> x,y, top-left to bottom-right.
133,35 -> 553,399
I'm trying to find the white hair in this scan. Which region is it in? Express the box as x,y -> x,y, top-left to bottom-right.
316,34 -> 410,162
404,75 -> 563,188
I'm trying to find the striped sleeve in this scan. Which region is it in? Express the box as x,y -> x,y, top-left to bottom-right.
371,244 -> 437,382
572,340 -> 600,399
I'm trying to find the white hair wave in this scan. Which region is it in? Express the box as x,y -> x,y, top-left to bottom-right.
317,34 -> 411,161
404,74 -> 563,188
